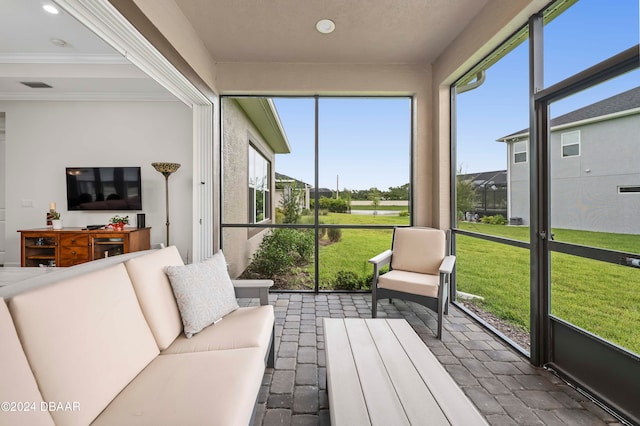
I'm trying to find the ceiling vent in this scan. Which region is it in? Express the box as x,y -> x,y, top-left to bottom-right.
20,82 -> 53,89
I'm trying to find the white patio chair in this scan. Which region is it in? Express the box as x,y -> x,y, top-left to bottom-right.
369,227 -> 456,339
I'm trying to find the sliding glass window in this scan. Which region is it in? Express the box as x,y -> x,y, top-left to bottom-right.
221,96 -> 412,291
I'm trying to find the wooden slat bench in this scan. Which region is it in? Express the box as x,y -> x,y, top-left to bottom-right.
323,318 -> 488,425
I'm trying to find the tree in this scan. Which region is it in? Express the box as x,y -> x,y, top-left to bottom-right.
369,188 -> 381,215
279,184 -> 302,224
456,171 -> 475,220
386,183 -> 410,200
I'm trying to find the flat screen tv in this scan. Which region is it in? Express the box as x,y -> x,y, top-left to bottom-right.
66,167 -> 142,211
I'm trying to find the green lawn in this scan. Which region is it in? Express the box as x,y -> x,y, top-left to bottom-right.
456,222 -> 640,354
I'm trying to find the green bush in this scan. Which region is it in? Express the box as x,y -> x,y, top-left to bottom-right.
480,214 -> 507,225
399,210 -> 409,217
318,220 -> 327,239
246,228 -> 314,277
331,270 -> 374,290
318,196 -> 348,213
327,227 -> 342,242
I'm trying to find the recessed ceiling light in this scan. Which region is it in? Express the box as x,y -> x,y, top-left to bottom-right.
42,4 -> 59,14
316,19 -> 335,34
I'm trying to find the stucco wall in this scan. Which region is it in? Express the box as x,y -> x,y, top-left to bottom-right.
222,98 -> 275,277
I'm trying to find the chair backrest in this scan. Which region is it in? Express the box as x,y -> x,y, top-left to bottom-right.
391,227 -> 446,275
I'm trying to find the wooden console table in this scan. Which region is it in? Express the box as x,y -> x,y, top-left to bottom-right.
18,227 -> 151,267
323,318 -> 488,425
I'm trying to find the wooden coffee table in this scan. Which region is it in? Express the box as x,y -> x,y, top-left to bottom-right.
323,318 -> 487,425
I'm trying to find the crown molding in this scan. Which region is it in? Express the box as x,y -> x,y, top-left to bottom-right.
0,53 -> 129,65
0,91 -> 179,101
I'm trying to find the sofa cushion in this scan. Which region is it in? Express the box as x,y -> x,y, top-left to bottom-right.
162,305 -> 274,356
92,348 -> 265,426
0,298 -> 55,426
165,251 -> 239,338
124,246 -> 184,350
8,264 -> 159,426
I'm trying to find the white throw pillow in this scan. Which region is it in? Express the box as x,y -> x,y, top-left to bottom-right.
165,251 -> 239,338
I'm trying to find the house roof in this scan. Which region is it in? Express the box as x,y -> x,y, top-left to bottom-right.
275,172 -> 309,189
458,170 -> 507,187
497,86 -> 640,141
236,98 -> 291,154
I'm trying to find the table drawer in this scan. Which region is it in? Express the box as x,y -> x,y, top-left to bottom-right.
60,234 -> 90,247
59,246 -> 90,266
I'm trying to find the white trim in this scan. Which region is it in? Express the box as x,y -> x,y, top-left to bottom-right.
513,140 -> 527,164
0,53 -> 127,65
561,130 -> 580,158
53,0 -> 215,262
498,106 -> 640,141
0,92 -> 178,102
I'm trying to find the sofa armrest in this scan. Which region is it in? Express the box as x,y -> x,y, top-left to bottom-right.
232,279 -> 273,305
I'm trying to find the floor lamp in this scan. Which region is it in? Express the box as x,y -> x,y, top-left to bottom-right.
151,162 -> 181,247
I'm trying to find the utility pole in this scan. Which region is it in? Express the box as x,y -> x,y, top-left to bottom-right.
336,175 -> 339,199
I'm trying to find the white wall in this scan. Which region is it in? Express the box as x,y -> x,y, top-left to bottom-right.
0,100 -> 192,266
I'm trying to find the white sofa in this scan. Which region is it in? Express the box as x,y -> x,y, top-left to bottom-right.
0,246 -> 274,426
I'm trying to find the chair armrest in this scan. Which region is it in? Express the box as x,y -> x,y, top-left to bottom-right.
439,255 -> 456,275
232,279 -> 273,305
368,250 -> 392,267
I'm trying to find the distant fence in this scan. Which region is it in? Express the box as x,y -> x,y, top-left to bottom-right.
350,200 -> 408,206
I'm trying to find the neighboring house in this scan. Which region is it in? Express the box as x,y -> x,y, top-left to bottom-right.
457,170 -> 508,219
222,98 -> 290,278
497,87 -> 640,234
274,172 -> 311,212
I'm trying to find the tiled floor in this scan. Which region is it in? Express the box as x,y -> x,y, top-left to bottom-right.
239,293 -> 623,426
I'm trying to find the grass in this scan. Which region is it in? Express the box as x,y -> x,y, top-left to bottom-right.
456,222 -> 640,354
298,213 -> 409,287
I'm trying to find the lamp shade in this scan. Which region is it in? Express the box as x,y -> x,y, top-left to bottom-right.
152,162 -> 181,175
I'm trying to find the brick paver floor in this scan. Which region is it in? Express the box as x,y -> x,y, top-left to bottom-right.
239,293 -> 623,426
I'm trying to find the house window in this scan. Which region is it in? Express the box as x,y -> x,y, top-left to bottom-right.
618,186 -> 640,194
514,140 -> 527,163
249,145 -> 271,223
561,130 -> 580,157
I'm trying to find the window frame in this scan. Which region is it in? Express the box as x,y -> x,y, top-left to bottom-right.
248,143 -> 272,224
514,140 -> 528,164
561,130 -> 580,158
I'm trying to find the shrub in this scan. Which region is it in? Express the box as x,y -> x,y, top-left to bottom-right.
327,227 -> 342,242
332,270 -> 361,290
318,196 -> 348,213
480,214 -> 507,225
318,220 -> 327,239
246,228 -> 313,277
331,270 -> 374,290
399,210 -> 409,217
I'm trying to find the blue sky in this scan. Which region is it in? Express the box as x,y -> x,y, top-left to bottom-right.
273,0 -> 639,188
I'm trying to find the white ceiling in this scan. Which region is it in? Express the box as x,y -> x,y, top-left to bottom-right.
0,0 -> 173,100
173,0 -> 488,65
